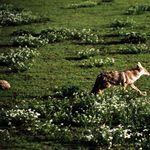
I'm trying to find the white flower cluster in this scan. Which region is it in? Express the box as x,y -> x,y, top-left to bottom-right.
0,46 -> 39,72
2,108 -> 40,126
80,124 -> 133,148
0,4 -> 41,26
10,34 -> 49,47
70,29 -> 91,40
119,43 -> 149,54
40,28 -> 103,45
82,34 -> 104,44
111,17 -> 135,28
122,32 -> 147,43
77,48 -> 100,58
41,27 -> 70,43
67,1 -> 97,9
82,57 -> 115,67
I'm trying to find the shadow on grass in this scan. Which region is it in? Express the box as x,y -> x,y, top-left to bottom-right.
104,40 -> 124,45
65,56 -> 83,61
0,44 -> 12,47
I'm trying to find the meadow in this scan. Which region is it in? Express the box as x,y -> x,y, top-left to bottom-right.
0,0 -> 150,149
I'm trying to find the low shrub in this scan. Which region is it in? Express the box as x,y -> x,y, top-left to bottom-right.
110,17 -> 135,28
0,46 -> 39,72
40,27 -> 70,42
1,108 -> 40,127
53,83 -> 83,98
118,43 -> 149,54
77,48 -> 100,59
127,5 -> 150,15
121,32 -> 147,43
82,34 -> 104,44
9,34 -> 49,47
107,28 -> 128,36
67,1 -> 98,9
0,4 -> 45,26
10,29 -> 35,36
82,57 -> 115,67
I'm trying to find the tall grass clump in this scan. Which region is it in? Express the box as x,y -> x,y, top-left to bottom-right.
0,46 -> 39,72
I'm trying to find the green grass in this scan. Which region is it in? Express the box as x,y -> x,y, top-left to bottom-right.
1,0 -> 150,149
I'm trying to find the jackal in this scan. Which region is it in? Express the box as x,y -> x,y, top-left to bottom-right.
91,62 -> 150,96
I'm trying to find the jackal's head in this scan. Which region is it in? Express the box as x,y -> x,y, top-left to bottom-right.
137,62 -> 150,76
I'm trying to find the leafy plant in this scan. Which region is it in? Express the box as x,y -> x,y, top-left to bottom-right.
0,4 -> 45,26
0,46 -> 39,72
67,1 -> 98,9
82,34 -> 104,44
107,28 -> 128,36
40,27 -> 70,42
82,57 -> 115,67
9,34 -> 49,47
121,32 -> 147,43
1,108 -> 40,127
110,17 -> 135,28
53,83 -> 83,98
118,43 -> 149,54
127,5 -> 150,15
77,48 -> 100,59
10,29 -> 36,36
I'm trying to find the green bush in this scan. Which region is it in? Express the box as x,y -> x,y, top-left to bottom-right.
0,4 -> 45,26
127,5 -> 150,15
82,57 -> 115,67
77,48 -> 100,59
67,1 -> 98,9
9,34 -> 49,47
110,17 -> 135,28
53,83 -> 83,98
118,43 -> 149,54
121,32 -> 147,43
0,46 -> 39,72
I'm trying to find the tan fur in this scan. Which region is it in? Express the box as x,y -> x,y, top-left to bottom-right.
91,62 -> 150,96
0,80 -> 11,89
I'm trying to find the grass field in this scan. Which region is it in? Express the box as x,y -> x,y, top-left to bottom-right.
1,0 -> 150,149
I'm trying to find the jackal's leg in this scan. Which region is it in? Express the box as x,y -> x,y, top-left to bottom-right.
123,84 -> 127,92
129,83 -> 146,96
99,89 -> 103,97
99,82 -> 111,97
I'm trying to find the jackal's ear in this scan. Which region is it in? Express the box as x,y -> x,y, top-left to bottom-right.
137,62 -> 143,68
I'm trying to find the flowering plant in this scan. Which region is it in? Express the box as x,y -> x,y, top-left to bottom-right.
9,34 -> 49,47
67,1 -> 97,9
0,46 -> 39,72
82,57 -> 115,67
77,48 -> 100,59
118,43 -> 149,54
0,4 -> 44,26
